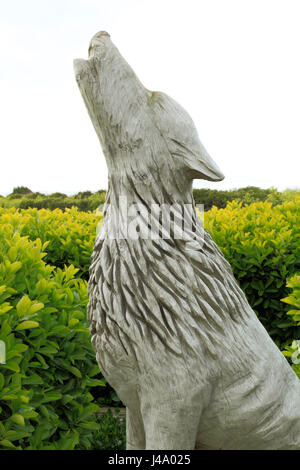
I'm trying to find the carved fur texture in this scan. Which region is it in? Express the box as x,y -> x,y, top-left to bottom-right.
74,32 -> 300,450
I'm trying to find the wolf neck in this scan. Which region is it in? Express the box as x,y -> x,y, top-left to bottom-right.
106,169 -> 194,205
101,171 -> 197,241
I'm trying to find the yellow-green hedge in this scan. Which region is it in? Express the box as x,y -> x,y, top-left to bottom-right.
0,207 -> 101,280
281,275 -> 300,378
205,198 -> 300,347
0,223 -> 106,449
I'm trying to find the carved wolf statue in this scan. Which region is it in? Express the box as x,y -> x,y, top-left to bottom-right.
74,31 -> 300,450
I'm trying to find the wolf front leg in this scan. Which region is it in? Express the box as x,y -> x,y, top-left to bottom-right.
140,399 -> 202,450
126,405 -> 146,450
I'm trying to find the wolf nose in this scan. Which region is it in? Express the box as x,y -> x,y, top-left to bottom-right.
88,31 -> 111,57
94,31 -> 110,39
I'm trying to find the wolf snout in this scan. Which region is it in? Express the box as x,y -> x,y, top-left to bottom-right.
88,31 -> 111,56
73,58 -> 90,82
93,31 -> 110,39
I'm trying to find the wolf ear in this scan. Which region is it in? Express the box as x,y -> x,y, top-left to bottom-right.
182,141 -> 225,182
151,91 -> 225,181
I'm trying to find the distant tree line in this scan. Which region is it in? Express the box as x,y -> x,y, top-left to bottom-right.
0,187 -> 106,211
0,185 -> 298,212
193,186 -> 274,210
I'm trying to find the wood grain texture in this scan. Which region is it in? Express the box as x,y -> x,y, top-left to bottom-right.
74,31 -> 300,449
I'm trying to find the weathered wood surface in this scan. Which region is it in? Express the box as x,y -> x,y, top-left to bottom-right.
74,31 -> 300,450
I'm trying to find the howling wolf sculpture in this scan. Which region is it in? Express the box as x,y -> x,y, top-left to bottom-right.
74,31 -> 300,450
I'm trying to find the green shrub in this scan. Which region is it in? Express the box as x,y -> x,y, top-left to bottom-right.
11,187 -> 32,195
281,274 -> 300,321
266,188 -> 300,205
193,186 -> 273,210
49,193 -> 68,199
7,194 -> 23,200
0,225 -> 106,449
0,198 -> 22,209
0,207 -> 101,280
22,193 -> 39,200
75,191 -> 93,199
93,409 -> 126,450
19,197 -> 73,211
205,199 -> 300,347
193,186 -> 300,210
17,194 -> 105,213
281,275 -> 300,378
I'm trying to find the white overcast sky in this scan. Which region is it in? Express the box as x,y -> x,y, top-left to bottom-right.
0,0 -> 299,196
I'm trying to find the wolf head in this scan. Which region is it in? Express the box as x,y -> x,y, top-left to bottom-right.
74,32 -> 224,194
